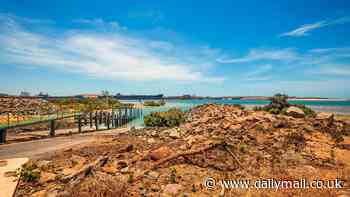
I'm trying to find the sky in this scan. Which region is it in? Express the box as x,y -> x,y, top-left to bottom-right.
0,0 -> 350,98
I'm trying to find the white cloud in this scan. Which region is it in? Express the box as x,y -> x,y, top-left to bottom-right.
280,21 -> 326,37
240,64 -> 273,81
245,64 -> 272,77
217,48 -> 297,63
280,16 -> 350,37
311,65 -> 350,76
149,41 -> 174,51
309,47 -> 350,56
0,14 -> 224,82
73,18 -> 127,30
216,45 -> 350,83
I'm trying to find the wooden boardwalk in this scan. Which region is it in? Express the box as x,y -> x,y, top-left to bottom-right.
0,106 -> 142,144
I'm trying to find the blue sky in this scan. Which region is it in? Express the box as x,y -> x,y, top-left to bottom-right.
0,0 -> 350,97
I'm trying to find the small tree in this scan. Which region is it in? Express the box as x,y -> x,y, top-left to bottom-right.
269,93 -> 289,111
254,93 -> 315,117
101,90 -> 109,97
101,90 -> 110,107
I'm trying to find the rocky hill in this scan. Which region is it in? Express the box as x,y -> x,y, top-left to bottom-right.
14,104 -> 350,196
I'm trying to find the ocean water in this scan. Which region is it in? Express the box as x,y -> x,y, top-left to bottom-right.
125,99 -> 350,127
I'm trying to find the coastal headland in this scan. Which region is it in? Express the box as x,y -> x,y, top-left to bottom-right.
0,94 -> 348,196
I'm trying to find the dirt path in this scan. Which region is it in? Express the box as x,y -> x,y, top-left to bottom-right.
0,128 -> 129,160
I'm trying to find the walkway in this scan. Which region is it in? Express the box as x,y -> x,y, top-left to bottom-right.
0,128 -> 128,160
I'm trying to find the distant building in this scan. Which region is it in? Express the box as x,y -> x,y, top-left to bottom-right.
37,92 -> 49,98
75,94 -> 100,99
20,91 -> 30,97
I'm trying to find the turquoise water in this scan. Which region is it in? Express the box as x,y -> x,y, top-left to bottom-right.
126,99 -> 350,127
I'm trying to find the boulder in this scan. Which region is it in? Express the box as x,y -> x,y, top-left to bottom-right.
39,172 -> 56,184
120,167 -> 129,173
102,165 -> 118,174
229,124 -> 242,131
222,121 -> 231,129
31,190 -> 47,197
36,160 -> 52,169
71,155 -> 86,166
286,107 -> 305,118
185,135 -> 206,146
169,129 -> 181,139
146,171 -> 160,180
316,112 -> 334,120
316,112 -> 334,126
162,184 -> 183,196
273,120 -> 287,128
149,146 -> 173,161
147,138 -> 156,144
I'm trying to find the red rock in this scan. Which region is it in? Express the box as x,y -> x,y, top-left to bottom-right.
163,184 -> 183,196
149,146 -> 173,161
316,112 -> 334,126
102,165 -> 118,174
286,107 -> 305,118
39,172 -> 56,184
222,122 -> 231,129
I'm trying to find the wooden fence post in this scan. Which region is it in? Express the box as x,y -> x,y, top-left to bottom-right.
111,111 -> 115,128
124,107 -> 127,125
115,111 -> 119,127
95,111 -> 99,131
99,111 -> 102,125
89,112 -> 93,128
0,128 -> 6,144
78,115 -> 82,133
107,113 -> 110,129
84,116 -> 87,126
49,119 -> 55,137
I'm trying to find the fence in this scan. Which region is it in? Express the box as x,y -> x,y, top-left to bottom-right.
0,106 -> 142,144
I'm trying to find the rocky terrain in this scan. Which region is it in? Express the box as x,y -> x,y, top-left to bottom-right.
0,97 -> 58,115
14,104 -> 350,196
0,97 -> 59,125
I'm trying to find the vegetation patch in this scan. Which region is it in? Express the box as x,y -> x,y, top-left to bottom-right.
232,104 -> 245,110
17,163 -> 41,182
253,93 -> 315,117
50,98 -> 126,112
144,108 -> 185,127
143,100 -> 166,107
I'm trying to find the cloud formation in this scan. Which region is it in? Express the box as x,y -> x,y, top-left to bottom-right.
0,14 -> 223,82
280,16 -> 350,37
217,48 -> 297,63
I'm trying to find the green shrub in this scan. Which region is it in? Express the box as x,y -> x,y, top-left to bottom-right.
253,106 -> 266,111
252,93 -> 315,117
270,93 -> 289,110
17,163 -> 41,182
232,104 -> 245,110
268,108 -> 280,114
280,107 -> 289,115
143,100 -> 166,107
169,167 -> 177,183
294,104 -> 316,117
144,108 -> 185,127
